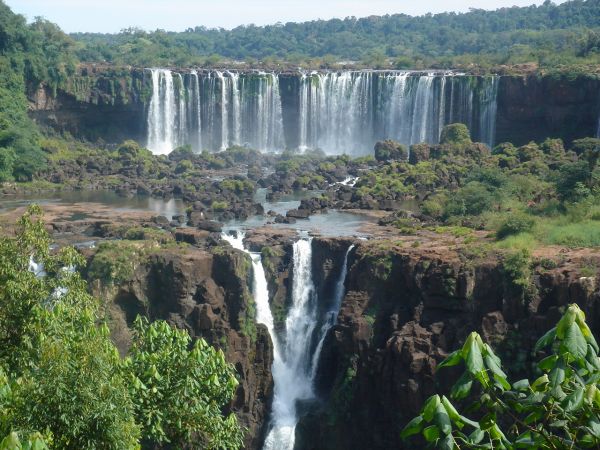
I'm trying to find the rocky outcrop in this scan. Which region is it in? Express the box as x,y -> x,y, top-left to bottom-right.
28,66 -> 148,143
297,242 -> 600,450
87,245 -> 273,450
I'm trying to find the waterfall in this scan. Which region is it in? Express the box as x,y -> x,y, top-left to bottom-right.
146,68 -> 177,155
220,231 -> 354,449
263,238 -> 316,450
221,231 -> 278,344
310,244 -> 354,379
264,240 -> 354,450
146,70 -> 499,155
216,71 -> 229,151
478,76 -> 499,149
229,71 -> 242,146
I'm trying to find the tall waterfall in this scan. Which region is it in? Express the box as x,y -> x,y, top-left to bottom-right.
221,232 -> 278,344
264,239 -> 353,450
220,232 -> 354,449
146,69 -> 499,156
146,69 -> 284,154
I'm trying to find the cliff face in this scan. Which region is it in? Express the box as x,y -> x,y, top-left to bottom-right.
87,245 -> 273,450
296,241 -> 600,450
82,228 -> 600,450
28,66 -> 149,144
496,75 -> 600,146
28,68 -> 600,149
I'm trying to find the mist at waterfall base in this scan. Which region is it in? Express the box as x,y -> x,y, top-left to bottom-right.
221,231 -> 354,449
146,69 -> 499,156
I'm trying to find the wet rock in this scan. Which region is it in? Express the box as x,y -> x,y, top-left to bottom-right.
196,220 -> 223,233
286,208 -> 310,219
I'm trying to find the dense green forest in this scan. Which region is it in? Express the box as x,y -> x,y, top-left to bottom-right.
0,1 -> 76,181
71,0 -> 600,68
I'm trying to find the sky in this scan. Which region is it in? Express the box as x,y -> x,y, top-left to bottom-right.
6,0 -> 563,33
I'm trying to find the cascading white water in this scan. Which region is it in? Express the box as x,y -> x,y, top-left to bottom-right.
263,238 -> 316,450
146,70 -> 499,155
264,239 -> 354,450
310,244 -> 354,379
478,76 -> 499,149
216,71 -> 230,151
146,69 -> 177,155
221,231 -> 278,343
220,231 -> 354,449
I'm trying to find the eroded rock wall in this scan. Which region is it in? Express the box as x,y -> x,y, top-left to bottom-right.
297,242 -> 600,450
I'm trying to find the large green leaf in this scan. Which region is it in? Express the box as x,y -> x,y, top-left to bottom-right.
534,327 -> 556,352
557,308 -> 577,339
437,350 -> 463,370
466,339 -> 484,376
450,372 -> 473,400
538,354 -> 559,371
562,387 -> 584,412
549,363 -> 565,389
561,321 -> 588,361
400,415 -> 424,439
422,395 -> 441,422
434,402 -> 452,435
484,354 -> 506,379
512,379 -> 530,391
469,428 -> 485,444
423,425 -> 440,442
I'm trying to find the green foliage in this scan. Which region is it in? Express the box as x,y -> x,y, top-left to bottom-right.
71,0 -> 600,69
374,140 -> 408,162
88,241 -> 147,285
502,248 -> 532,292
403,304 -> 600,449
123,317 -> 243,449
444,182 -> 496,218
212,200 -> 229,212
0,206 -> 140,448
555,161 -> 593,201
545,221 -> 600,247
0,207 -> 245,449
496,213 -> 536,239
0,3 -> 81,181
440,124 -> 472,146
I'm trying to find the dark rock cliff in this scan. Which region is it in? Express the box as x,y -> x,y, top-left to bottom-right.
28,66 -> 149,143
87,245 -> 273,450
496,75 -> 600,146
296,241 -> 600,450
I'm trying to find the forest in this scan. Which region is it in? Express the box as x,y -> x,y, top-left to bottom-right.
71,0 -> 600,68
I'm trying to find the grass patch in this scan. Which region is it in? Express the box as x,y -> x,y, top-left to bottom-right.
495,232 -> 539,252
542,221 -> 600,248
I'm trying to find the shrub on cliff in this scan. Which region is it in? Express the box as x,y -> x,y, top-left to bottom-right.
374,140 -> 408,162
496,213 -> 536,239
440,123 -> 472,146
402,304 -> 600,449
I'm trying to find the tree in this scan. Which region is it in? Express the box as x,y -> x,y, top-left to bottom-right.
402,304 -> 600,449
123,317 -> 243,450
571,138 -> 600,173
0,205 -> 140,449
0,206 -> 244,449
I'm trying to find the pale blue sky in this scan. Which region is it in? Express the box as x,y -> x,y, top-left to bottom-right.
6,0 -> 565,33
